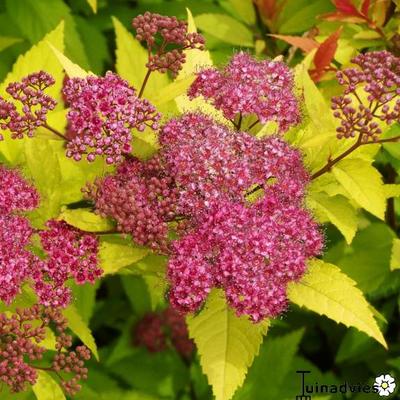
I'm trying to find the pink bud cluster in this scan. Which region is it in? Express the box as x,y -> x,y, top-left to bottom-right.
133,307 -> 194,358
0,71 -> 56,140
332,50 -> 400,140
132,12 -> 205,76
0,305 -> 91,395
63,72 -> 160,164
188,52 -> 300,132
89,112 -> 322,322
0,165 -> 101,308
86,155 -> 178,252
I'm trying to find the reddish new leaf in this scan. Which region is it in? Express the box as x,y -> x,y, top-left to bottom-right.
323,11 -> 366,23
314,28 -> 342,71
311,28 -> 342,82
361,0 -> 371,16
255,0 -> 279,20
332,0 -> 361,15
269,34 -> 319,53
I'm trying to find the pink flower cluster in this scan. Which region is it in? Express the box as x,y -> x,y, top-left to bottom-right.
0,165 -> 39,214
332,51 -> 400,140
160,113 -> 308,217
0,166 -> 101,308
162,114 -> 322,322
132,12 -> 205,76
133,307 -> 194,358
0,305 -> 91,395
35,220 -> 102,307
188,52 -> 300,132
0,71 -> 57,139
89,113 -> 322,322
63,72 -> 160,164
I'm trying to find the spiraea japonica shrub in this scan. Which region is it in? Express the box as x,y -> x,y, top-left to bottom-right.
0,6 -> 399,400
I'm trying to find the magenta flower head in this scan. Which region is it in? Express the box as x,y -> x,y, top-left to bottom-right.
0,71 -> 57,140
0,163 -> 102,308
160,113 -> 309,216
36,220 -> 102,307
168,196 -> 323,323
63,72 -> 160,164
188,52 -> 300,132
332,50 -> 400,140
0,214 -> 36,304
132,12 -> 205,76
0,165 -> 39,215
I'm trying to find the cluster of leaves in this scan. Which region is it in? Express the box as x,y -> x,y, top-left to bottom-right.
1,1 -> 400,400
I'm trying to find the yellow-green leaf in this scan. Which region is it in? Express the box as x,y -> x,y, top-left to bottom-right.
60,208 -> 114,232
48,43 -> 89,78
154,75 -> 195,106
187,289 -> 269,400
86,0 -> 97,13
25,139 -> 62,227
194,14 -> 254,47
384,184 -> 400,199
307,191 -> 358,244
332,159 -> 385,220
32,370 -> 66,400
178,8 -> 213,79
227,0 -> 256,25
99,237 -> 149,275
175,9 -> 228,125
288,259 -> 387,348
64,304 -> 99,360
390,238 -> 400,271
112,17 -> 169,100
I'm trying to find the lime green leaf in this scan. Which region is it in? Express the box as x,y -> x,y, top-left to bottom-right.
25,139 -> 62,227
384,184 -> 400,198
234,330 -> 304,400
112,17 -> 169,100
0,36 -> 22,52
307,191 -> 358,244
187,289 -> 269,400
32,370 -> 66,400
154,75 -> 195,106
86,0 -> 97,13
179,9 -> 213,79
194,14 -> 254,47
40,328 -> 58,351
64,304 -> 99,360
99,236 -> 149,275
288,259 -> 387,348
175,10 -> 228,125
227,0 -> 256,25
391,238 -> 400,271
60,209 -> 114,232
48,43 -> 89,78
332,159 -> 385,219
